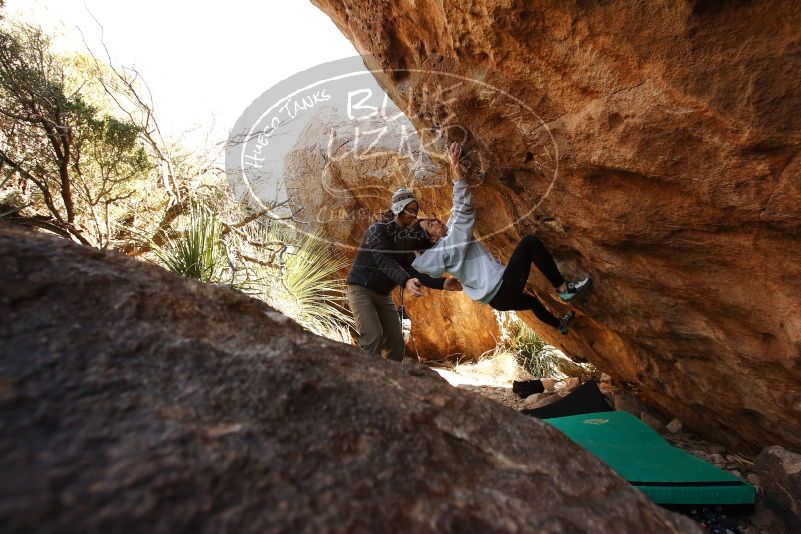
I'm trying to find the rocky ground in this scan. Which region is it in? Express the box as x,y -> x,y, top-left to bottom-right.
457,378 -> 790,534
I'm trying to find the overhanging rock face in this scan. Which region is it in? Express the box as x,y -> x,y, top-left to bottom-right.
311,0 -> 801,451
0,225 -> 696,532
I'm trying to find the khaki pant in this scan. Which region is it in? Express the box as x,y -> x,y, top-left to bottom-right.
346,284 -> 404,362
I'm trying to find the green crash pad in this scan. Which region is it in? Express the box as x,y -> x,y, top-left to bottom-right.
546,411 -> 756,506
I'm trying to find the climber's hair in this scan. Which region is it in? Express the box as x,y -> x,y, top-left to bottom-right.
407,220 -> 436,250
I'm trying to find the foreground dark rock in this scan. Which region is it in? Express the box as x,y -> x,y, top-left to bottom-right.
310,0 -> 801,452
0,225 -> 695,532
756,446 -> 801,531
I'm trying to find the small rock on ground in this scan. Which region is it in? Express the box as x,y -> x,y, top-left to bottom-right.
666,418 -> 683,433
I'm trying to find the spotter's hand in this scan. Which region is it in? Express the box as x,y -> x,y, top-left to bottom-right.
405,277 -> 423,297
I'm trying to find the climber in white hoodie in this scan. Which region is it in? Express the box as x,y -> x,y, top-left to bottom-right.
411,142 -> 592,335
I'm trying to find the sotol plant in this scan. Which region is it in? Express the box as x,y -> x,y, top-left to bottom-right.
261,226 -> 354,343
503,317 -> 562,378
152,203 -> 225,284
151,203 -> 354,344
498,313 -> 599,379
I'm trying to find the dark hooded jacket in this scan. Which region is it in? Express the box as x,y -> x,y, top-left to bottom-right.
347,220 -> 444,295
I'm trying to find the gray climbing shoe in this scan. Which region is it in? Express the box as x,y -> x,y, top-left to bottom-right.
558,276 -> 593,302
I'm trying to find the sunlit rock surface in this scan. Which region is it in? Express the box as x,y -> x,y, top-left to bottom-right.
0,225 -> 696,532
311,0 -> 801,451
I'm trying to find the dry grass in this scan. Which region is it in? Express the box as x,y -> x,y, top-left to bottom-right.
430,311 -> 600,388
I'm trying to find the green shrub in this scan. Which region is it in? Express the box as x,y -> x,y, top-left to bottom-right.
152,203 -> 225,284
150,201 -> 354,344
264,228 -> 354,343
502,318 -> 561,378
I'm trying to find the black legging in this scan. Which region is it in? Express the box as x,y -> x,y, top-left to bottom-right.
488,235 -> 565,329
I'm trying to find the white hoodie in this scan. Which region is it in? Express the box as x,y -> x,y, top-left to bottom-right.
412,180 -> 505,304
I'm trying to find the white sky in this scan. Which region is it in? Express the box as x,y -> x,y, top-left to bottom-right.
5,0 -> 360,148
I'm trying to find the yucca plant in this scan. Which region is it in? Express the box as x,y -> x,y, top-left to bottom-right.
504,318 -> 562,378
495,313 -> 561,378
150,201 -> 355,344
235,221 -> 354,343
498,313 -> 600,379
268,229 -> 355,342
152,203 -> 226,283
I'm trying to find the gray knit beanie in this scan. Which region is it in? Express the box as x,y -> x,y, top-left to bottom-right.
390,188 -> 417,215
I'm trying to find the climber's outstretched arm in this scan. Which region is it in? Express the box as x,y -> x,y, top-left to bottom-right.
446,142 -> 475,242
